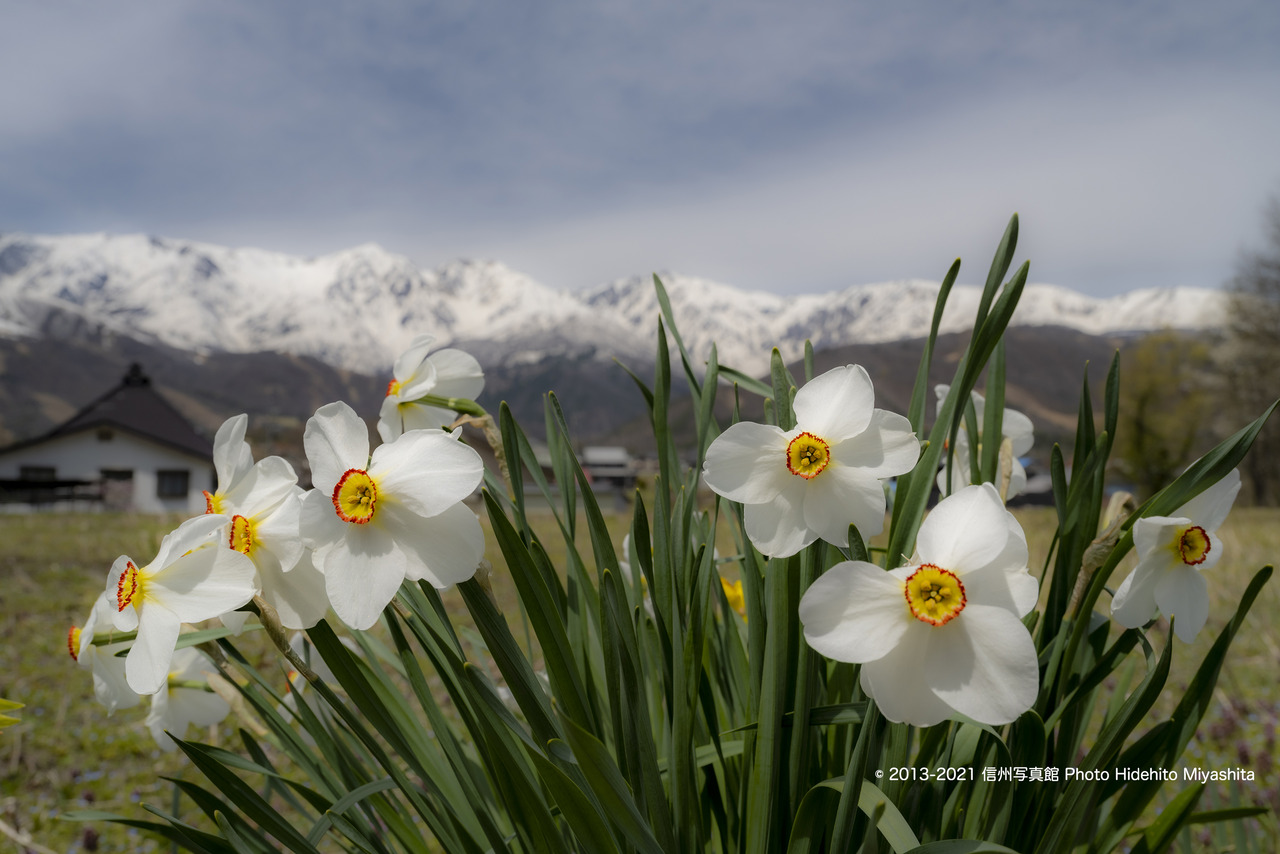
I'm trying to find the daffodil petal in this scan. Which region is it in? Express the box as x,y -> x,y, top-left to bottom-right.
399,400 -> 460,432
803,465 -> 887,544
372,429 -> 483,517
125,606 -> 182,695
212,414 -> 254,492
915,483 -> 1010,571
91,651 -> 140,714
961,560 -> 1039,617
799,561 -> 909,662
389,502 -> 486,587
744,484 -> 815,557
251,491 -> 304,572
792,365 -> 875,442
1110,557 -> 1162,628
320,524 -> 407,630
1176,468 -> 1241,531
926,604 -> 1039,725
225,455 -> 298,518
860,628 -> 954,727
392,333 -> 438,386
376,395 -> 406,443
258,548 -> 330,630
299,488 -> 350,549
425,348 -> 485,400
149,547 -> 257,623
1155,565 -> 1209,642
1003,408 -> 1035,456
305,402 -> 371,493
702,421 -> 789,503
831,410 -> 919,478
1133,516 -> 1186,559
152,514 -> 232,567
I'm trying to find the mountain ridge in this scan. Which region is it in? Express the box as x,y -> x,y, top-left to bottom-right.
0,231 -> 1224,378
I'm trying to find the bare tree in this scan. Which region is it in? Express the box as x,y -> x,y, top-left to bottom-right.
1221,195 -> 1280,504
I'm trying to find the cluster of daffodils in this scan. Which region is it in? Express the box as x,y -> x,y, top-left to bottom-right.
705,365 -> 1242,727
68,338 -> 487,749
935,385 -> 1035,501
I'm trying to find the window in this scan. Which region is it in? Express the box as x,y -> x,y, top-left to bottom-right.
156,469 -> 190,498
19,466 -> 56,481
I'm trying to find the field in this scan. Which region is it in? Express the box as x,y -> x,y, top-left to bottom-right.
1,504 -> 1277,853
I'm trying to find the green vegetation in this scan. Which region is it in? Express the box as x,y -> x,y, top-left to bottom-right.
1,504 -> 1275,852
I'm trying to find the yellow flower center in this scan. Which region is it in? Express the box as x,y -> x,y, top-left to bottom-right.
786,432 -> 831,479
386,379 -> 403,397
904,564 -> 967,626
117,560 -> 143,611
68,626 -> 82,661
229,515 -> 255,555
203,490 -> 225,514
333,469 -> 379,524
1176,525 -> 1211,566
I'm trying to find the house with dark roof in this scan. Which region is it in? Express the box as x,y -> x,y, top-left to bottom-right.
0,364 -> 213,513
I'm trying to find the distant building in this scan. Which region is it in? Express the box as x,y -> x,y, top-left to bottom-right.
0,364 -> 213,513
581,445 -> 635,490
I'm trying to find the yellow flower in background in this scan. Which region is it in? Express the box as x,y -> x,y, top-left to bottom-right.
720,577 -> 746,620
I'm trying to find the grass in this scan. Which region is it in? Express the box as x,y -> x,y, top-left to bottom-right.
0,502 -> 1275,853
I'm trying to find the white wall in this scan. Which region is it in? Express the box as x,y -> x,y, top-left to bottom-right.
0,429 -> 213,514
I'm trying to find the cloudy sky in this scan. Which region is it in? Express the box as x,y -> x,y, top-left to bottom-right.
2,1 -> 1278,296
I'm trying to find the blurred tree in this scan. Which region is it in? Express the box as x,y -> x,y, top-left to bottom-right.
1221,196 -> 1280,505
1115,331 -> 1218,500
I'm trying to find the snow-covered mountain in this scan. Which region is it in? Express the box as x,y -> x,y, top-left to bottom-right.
0,232 -> 1224,376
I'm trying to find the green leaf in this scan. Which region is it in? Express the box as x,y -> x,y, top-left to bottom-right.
558,715 -> 667,854
718,364 -> 774,399
905,259 -> 960,434
172,738 -> 324,854
905,843 -> 1024,854
526,745 -> 618,854
770,347 -> 796,430
61,809 -> 235,854
1127,784 -> 1205,854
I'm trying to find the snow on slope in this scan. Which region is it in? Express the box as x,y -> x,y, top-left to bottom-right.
0,232 -> 1225,376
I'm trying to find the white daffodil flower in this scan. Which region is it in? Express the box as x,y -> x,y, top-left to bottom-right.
300,401 -> 485,630
68,591 -> 140,715
107,514 -> 258,695
934,385 -> 1034,500
799,483 -> 1040,727
145,647 -> 231,751
257,535 -> 332,631
1111,468 -> 1241,642
377,334 -> 485,443
203,415 -> 317,632
702,365 -> 919,557
202,413 -> 256,514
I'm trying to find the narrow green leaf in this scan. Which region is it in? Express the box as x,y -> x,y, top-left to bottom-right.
1128,784 -> 1206,854
558,715 -> 667,854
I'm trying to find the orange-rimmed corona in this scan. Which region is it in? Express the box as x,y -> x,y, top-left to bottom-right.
229,515 -> 255,555
116,560 -> 142,611
67,626 -> 82,661
203,490 -> 225,515
904,563 -> 967,626
786,432 -> 830,479
1176,525 -> 1210,566
333,469 -> 379,524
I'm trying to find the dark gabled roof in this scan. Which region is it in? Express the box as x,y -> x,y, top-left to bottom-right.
0,363 -> 212,460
